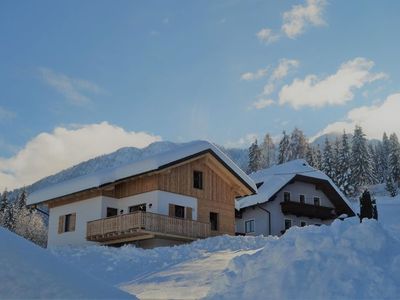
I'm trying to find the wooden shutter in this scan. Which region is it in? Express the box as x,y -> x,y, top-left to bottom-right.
185,207 -> 192,220
58,215 -> 65,234
169,204 -> 175,217
69,213 -> 76,231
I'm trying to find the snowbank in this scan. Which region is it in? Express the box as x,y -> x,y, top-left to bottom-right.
206,219 -> 400,300
0,228 -> 134,299
52,235 -> 270,286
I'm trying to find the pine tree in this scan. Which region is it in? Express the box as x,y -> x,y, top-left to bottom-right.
260,133 -> 275,169
337,131 -> 354,196
288,128 -> 308,161
331,138 -> 341,185
381,132 -> 391,182
388,133 -> 400,187
351,126 -> 374,190
315,146 -> 323,170
248,139 -> 262,173
386,174 -> 398,197
368,143 -> 380,185
322,137 -> 335,180
15,188 -> 27,210
305,144 -> 317,168
278,131 -> 290,164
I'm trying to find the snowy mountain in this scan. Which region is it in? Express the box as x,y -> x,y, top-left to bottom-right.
9,141 -> 248,200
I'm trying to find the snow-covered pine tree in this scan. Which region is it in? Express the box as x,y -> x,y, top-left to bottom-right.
388,133 -> 400,187
369,143 -> 381,184
288,128 -> 308,161
248,139 -> 262,173
332,138 -> 341,185
386,174 -> 398,197
260,133 -> 275,169
315,146 -> 323,170
278,131 -> 290,164
322,137 -> 335,180
337,131 -> 354,196
351,126 -> 374,190
305,144 -> 317,168
381,132 -> 391,182
0,190 -> 16,231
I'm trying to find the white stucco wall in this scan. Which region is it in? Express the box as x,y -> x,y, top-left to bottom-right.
236,180 -> 335,237
47,190 -> 198,247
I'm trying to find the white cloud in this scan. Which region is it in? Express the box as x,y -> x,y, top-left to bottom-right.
256,28 -> 280,44
0,107 -> 15,121
241,67 -> 268,81
225,133 -> 258,148
282,0 -> 327,38
38,68 -> 103,106
279,57 -> 387,109
0,122 -> 161,190
312,93 -> 400,141
271,59 -> 300,81
252,99 -> 275,109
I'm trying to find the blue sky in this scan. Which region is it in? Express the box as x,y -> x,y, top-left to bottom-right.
1,0 -> 400,189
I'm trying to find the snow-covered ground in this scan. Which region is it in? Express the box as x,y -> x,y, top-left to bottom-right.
0,228 -> 133,299
49,193 -> 400,300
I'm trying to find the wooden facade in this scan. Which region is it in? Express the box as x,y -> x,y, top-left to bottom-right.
46,153 -> 253,237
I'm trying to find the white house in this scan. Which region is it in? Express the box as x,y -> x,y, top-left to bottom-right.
235,159 -> 355,236
27,141 -> 256,248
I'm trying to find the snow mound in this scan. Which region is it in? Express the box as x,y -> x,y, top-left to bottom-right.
52,235 -> 270,286
206,219 -> 400,300
0,228 -> 134,299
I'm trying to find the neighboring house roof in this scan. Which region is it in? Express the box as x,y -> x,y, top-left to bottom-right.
235,159 -> 355,216
27,140 -> 257,206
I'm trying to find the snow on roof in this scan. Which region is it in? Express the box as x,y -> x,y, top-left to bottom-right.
27,140 -> 257,205
236,159 -> 352,211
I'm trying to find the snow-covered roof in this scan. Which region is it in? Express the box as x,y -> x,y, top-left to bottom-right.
235,159 -> 353,212
27,140 -> 257,205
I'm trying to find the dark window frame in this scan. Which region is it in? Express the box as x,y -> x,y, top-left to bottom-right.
106,207 -> 118,217
245,219 -> 255,233
283,191 -> 291,202
284,219 -> 292,230
64,214 -> 72,232
174,204 -> 185,219
210,212 -> 219,231
129,203 -> 147,213
313,197 -> 321,206
193,170 -> 203,190
300,221 -> 307,227
299,194 -> 305,204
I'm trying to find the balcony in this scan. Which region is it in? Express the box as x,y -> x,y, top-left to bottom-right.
86,211 -> 211,245
280,201 -> 336,220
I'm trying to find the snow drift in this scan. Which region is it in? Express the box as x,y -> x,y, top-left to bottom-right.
206,218 -> 400,300
0,228 -> 134,299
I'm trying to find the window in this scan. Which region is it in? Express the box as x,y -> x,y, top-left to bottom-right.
174,205 -> 185,218
58,213 -> 76,234
300,221 -> 307,227
107,207 -> 118,217
314,197 -> 321,206
210,212 -> 219,231
129,203 -> 147,213
299,194 -> 305,204
284,219 -> 292,230
245,220 -> 255,233
193,171 -> 203,189
284,192 -> 291,202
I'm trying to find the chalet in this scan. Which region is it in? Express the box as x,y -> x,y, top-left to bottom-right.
27,141 -> 257,248
235,159 -> 355,236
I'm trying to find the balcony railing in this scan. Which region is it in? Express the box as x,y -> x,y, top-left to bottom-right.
280,201 -> 336,220
86,211 -> 211,243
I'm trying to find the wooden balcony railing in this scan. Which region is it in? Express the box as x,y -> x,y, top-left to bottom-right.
86,211 -> 211,243
280,201 -> 336,220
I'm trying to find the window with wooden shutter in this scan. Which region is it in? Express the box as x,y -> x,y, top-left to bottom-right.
69,213 -> 76,231
58,215 -> 65,234
185,207 -> 192,220
169,204 -> 175,217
